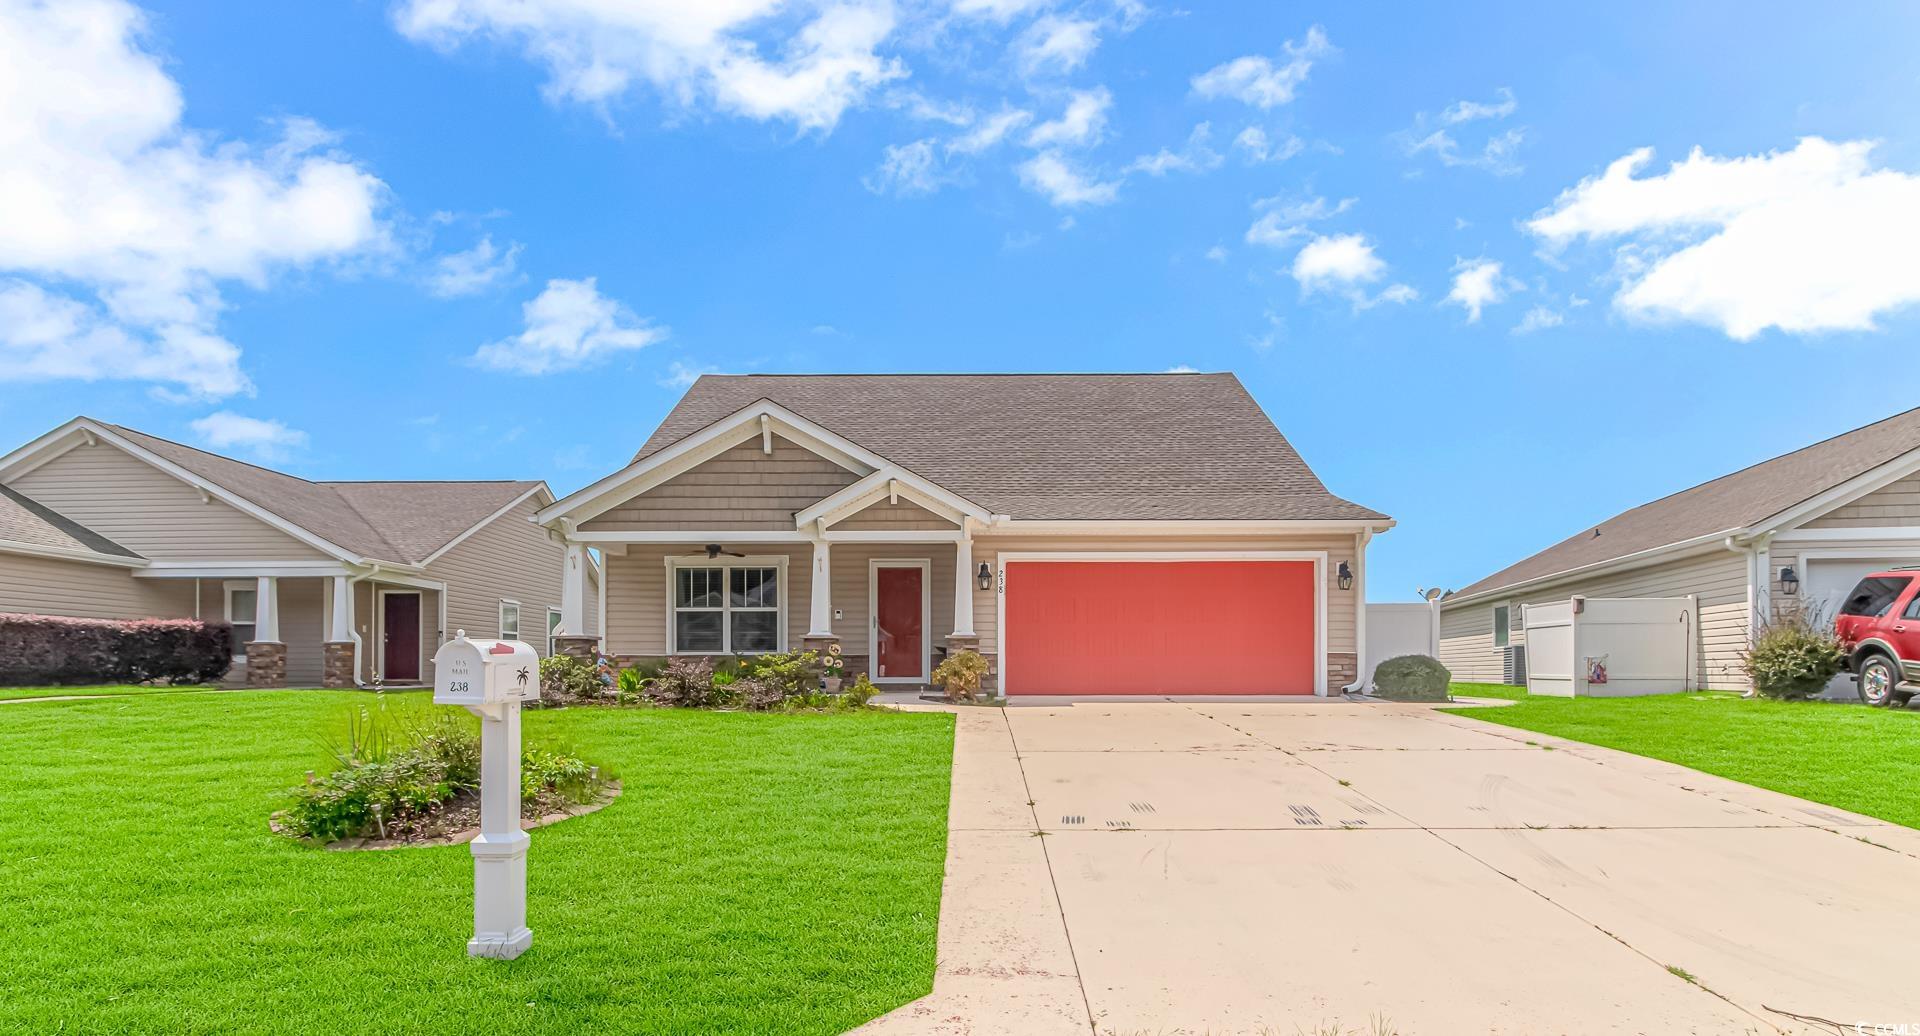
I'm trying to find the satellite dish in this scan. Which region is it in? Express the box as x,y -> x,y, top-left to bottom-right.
1419,586 -> 1448,602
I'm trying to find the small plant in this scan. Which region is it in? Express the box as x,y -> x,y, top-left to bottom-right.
840,672 -> 879,708
1370,655 -> 1452,701
932,649 -> 991,702
1742,605 -> 1845,699
735,677 -> 785,711
539,654 -> 604,703
741,649 -> 825,697
615,666 -> 646,704
645,656 -> 721,708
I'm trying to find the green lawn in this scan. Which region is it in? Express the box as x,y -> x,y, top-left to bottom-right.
0,683 -> 275,701
1444,685 -> 1920,829
0,690 -> 954,1034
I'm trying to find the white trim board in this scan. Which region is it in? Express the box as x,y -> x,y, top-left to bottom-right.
0,539 -> 149,569
992,550 -> 1329,697
867,558 -> 933,684
1771,526 -> 1920,544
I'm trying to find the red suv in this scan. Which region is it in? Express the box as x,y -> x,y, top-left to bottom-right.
1834,569 -> 1920,707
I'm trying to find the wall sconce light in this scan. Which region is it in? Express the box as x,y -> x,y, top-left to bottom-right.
976,561 -> 993,590
1336,561 -> 1354,591
1779,565 -> 1799,596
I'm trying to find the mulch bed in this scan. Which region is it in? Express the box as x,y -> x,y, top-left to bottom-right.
271,782 -> 621,852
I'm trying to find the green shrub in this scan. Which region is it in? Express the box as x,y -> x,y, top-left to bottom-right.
645,656 -> 724,708
735,677 -> 785,711
1371,655 -> 1452,701
1744,611 -> 1846,699
742,649 -> 824,696
933,649 -> 991,702
539,654 -> 604,704
840,673 -> 878,708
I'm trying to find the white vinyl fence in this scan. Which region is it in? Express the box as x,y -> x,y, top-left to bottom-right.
1523,596 -> 1697,697
1363,602 -> 1440,689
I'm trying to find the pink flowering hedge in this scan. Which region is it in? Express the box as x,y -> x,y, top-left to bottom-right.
0,613 -> 234,687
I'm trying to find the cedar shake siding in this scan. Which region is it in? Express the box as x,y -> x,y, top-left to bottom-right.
580,436 -> 860,532
12,443 -> 328,561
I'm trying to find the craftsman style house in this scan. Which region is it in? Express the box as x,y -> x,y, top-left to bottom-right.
538,373 -> 1391,696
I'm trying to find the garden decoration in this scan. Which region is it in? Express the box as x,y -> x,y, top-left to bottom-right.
823,642 -> 845,692
433,630 -> 541,960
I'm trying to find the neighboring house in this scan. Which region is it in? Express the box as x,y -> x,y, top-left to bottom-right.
1439,407 -> 1920,691
535,373 -> 1392,696
0,418 -> 598,688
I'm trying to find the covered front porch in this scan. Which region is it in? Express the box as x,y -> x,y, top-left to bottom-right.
130,561 -> 446,688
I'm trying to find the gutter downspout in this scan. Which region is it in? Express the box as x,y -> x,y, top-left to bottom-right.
348,567 -> 377,689
1341,528 -> 1375,695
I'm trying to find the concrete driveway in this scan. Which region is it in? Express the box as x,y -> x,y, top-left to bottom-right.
856,699 -> 1920,1036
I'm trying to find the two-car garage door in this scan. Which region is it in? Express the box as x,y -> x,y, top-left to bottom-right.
1000,557 -> 1320,696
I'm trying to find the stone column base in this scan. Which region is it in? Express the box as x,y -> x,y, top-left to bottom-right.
322,642 -> 356,688
246,641 -> 288,688
1327,651 -> 1359,692
553,635 -> 599,661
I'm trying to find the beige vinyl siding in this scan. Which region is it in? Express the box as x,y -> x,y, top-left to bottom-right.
0,552 -> 193,620
9,443 -> 328,561
833,499 -> 957,531
1769,537 -> 1920,622
423,497 -> 569,661
828,543 -> 957,652
279,578 -> 326,686
1801,471 -> 1920,528
604,544 -> 814,657
1439,548 -> 1751,691
580,436 -> 859,532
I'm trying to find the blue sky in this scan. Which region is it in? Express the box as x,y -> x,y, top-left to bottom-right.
4,1 -> 1920,600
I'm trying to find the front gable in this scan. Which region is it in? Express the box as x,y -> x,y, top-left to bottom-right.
1801,470 -> 1920,529
579,435 -> 861,532
831,497 -> 961,532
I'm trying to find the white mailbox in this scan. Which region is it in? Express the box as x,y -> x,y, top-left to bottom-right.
433,631 -> 540,707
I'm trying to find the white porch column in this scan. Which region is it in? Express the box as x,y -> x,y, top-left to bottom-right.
951,534 -> 976,637
254,576 -> 280,643
807,538 -> 833,638
329,575 -> 353,641
561,543 -> 588,636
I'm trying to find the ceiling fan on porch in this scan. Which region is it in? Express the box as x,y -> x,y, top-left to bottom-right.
685,543 -> 748,559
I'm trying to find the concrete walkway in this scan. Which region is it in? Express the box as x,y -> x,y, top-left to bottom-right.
854,699 -> 1920,1035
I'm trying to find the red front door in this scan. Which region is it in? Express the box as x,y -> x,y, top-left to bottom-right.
383,593 -> 421,683
875,565 -> 924,680
1003,560 -> 1317,695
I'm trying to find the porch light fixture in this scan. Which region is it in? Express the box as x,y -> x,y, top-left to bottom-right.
1779,565 -> 1799,596
976,562 -> 993,590
1336,562 -> 1354,591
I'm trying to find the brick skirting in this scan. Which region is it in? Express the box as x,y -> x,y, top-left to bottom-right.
245,641 -> 287,688
322,642 -> 355,688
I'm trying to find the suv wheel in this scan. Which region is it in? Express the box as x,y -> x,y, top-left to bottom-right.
1857,653 -> 1902,707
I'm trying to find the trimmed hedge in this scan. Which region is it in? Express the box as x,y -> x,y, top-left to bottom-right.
0,613 -> 234,687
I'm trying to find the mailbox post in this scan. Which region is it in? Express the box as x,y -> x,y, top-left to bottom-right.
432,629 -> 541,959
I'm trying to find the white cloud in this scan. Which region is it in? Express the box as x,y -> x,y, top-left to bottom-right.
1190,26 -> 1332,109
426,235 -> 521,297
472,277 -> 666,374
1291,233 -> 1416,309
1017,152 -> 1119,206
1405,126 -> 1525,175
1124,123 -> 1223,177
864,138 -> 943,195
1513,306 -> 1565,334
1528,137 -> 1920,339
1444,257 -> 1517,322
1204,245 -> 1228,262
947,106 -> 1032,155
0,0 -> 391,400
393,0 -> 904,132
884,89 -> 973,125
1015,15 -> 1100,77
1244,194 -> 1355,247
950,0 -> 1053,22
1442,87 -> 1516,124
1162,364 -> 1200,373
1025,87 -> 1110,149
189,412 -> 309,461
1232,125 -> 1303,164
658,360 -> 719,388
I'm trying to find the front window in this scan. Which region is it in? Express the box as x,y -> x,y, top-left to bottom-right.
1840,577 -> 1911,619
226,586 -> 257,649
547,607 -> 563,656
499,599 -> 521,640
674,564 -> 780,654
1493,604 -> 1511,648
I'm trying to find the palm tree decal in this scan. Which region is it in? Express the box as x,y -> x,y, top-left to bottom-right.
516,666 -> 530,687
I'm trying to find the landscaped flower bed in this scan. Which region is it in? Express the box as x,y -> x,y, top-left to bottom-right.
539,649 -> 882,711
271,700 -> 612,847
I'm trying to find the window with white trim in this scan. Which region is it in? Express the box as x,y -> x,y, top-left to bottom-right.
226,584 -> 257,650
673,564 -> 781,654
499,599 -> 521,641
1493,604 -> 1511,648
546,606 -> 563,656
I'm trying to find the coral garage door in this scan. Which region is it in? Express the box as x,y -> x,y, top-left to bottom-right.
1002,559 -> 1318,696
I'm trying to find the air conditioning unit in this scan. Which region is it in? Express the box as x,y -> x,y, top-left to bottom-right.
1503,644 -> 1528,686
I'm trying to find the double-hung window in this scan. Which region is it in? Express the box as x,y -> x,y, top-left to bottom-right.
499,599 -> 521,640
546,607 -> 564,656
226,584 -> 257,650
1493,604 -> 1511,648
673,564 -> 781,654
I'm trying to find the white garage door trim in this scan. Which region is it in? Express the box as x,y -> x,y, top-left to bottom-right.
1797,550 -> 1920,696
994,550 -> 1328,697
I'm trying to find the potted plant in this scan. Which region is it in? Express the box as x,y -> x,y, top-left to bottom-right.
932,649 -> 990,703
821,642 -> 844,693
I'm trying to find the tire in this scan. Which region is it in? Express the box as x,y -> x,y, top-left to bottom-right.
1857,653 -> 1901,707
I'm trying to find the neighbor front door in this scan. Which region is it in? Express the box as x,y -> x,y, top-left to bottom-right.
383,593 -> 421,683
873,563 -> 925,682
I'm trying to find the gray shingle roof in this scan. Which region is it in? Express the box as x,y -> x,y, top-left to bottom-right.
1454,406 -> 1920,600
101,424 -> 543,565
0,484 -> 141,559
634,373 -> 1386,522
